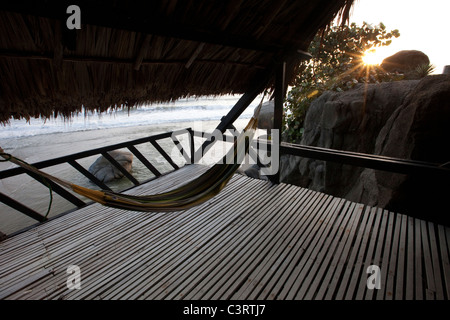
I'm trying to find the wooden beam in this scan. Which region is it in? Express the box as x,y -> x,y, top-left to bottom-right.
133,34 -> 152,71
185,42 -> 205,69
280,143 -> 450,177
0,49 -> 265,69
193,67 -> 274,162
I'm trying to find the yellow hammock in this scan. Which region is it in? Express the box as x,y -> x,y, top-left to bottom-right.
0,103 -> 262,213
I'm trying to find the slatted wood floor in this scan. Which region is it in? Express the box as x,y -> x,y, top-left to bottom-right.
0,164 -> 449,300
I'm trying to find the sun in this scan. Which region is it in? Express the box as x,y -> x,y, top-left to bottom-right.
362,48 -> 384,66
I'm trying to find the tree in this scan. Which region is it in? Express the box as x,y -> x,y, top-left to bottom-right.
283,22 -> 400,143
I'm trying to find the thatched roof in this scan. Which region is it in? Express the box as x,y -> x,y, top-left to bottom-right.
0,0 -> 354,123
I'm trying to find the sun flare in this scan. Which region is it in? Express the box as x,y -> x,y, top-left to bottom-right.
362,49 -> 384,66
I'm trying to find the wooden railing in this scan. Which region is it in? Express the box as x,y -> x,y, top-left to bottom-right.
0,129 -> 195,225
1,127 -> 449,236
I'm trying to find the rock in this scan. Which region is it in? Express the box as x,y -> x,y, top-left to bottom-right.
257,100 -> 274,129
443,65 -> 450,75
281,75 -> 450,224
381,50 -> 430,79
281,80 -> 419,197
244,164 -> 261,179
348,75 -> 450,224
88,150 -> 133,183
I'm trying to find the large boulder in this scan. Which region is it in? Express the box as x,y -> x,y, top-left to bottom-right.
281,75 -> 450,225
257,100 -> 274,129
381,50 -> 430,79
281,80 -> 420,194
88,150 -> 133,183
443,65 -> 450,75
346,75 -> 450,224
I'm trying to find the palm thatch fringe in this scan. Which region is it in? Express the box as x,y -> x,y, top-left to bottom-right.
0,0 -> 354,123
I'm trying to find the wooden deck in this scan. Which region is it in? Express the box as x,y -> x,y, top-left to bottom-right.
0,164 -> 449,300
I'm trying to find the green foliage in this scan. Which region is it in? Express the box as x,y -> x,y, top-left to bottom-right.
283,22 -> 401,143
413,63 -> 436,79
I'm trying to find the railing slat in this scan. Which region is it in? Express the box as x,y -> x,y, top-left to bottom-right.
127,145 -> 161,177
68,160 -> 112,191
0,192 -> 47,222
280,143 -> 450,177
171,135 -> 191,164
26,171 -> 86,208
149,140 -> 179,170
101,152 -> 140,186
0,129 -> 189,180
188,128 -> 195,164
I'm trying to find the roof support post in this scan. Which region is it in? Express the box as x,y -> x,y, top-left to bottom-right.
268,61 -> 286,184
193,68 -> 272,162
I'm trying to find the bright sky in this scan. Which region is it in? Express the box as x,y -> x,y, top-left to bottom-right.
349,0 -> 450,73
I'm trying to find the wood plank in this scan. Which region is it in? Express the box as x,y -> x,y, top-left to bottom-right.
421,220 -> 436,299
301,200 -> 354,300
64,176 -> 253,300
376,212 -> 395,300
395,214 -> 407,299
206,184 -> 307,300
234,189 -> 330,300
257,191 -> 330,300
438,225 -> 450,300
333,205 -> 371,300
197,190 -> 329,300
323,204 -> 365,300
437,225 -> 450,299
344,206 -> 377,300
225,188 -> 311,300
384,213 -> 403,300
314,202 -> 358,300
0,268 -> 53,299
1,165 -> 207,299
274,194 -> 335,300
1,163 -> 449,301
355,207 -> 383,300
405,216 -> 415,300
364,209 -> 390,300
414,218 -> 424,300
428,222 -> 444,300
107,178 -> 270,299
160,186 -> 309,300
283,198 -> 342,300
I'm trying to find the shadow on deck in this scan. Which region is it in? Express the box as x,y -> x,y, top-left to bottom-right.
0,164 -> 449,300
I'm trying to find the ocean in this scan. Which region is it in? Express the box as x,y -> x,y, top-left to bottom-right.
0,95 -> 261,235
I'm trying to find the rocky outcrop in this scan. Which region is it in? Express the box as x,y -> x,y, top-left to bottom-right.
280,79 -> 420,193
257,100 -> 274,130
444,65 -> 450,75
89,150 -> 133,183
347,75 -> 450,223
381,50 -> 430,79
281,75 -> 450,225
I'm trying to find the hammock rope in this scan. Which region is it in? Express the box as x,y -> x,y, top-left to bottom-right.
0,100 -> 264,213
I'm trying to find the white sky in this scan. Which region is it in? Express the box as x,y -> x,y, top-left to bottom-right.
349,0 -> 450,73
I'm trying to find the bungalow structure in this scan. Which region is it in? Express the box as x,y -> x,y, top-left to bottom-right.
0,0 -> 449,301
